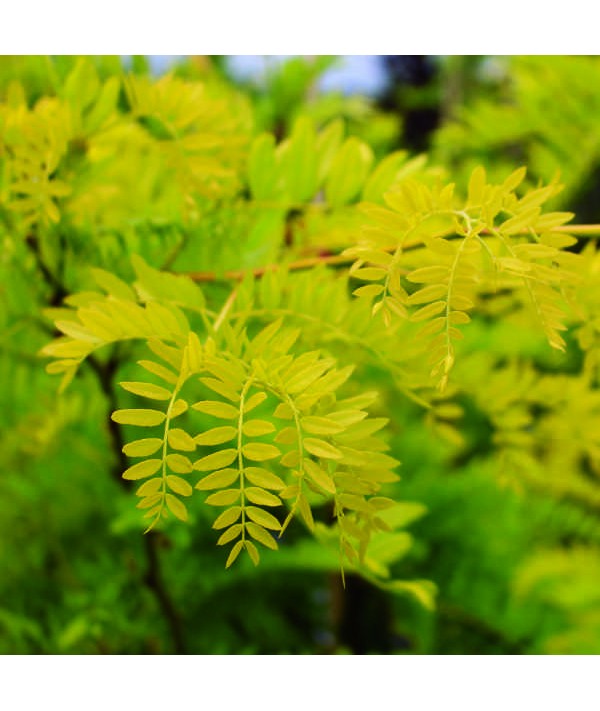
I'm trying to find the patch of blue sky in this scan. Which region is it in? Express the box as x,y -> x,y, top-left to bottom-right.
145,55 -> 389,97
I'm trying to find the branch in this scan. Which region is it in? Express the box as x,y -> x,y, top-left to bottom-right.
87,352 -> 188,654
25,234 -> 68,306
186,251 -> 353,283
183,224 -> 600,284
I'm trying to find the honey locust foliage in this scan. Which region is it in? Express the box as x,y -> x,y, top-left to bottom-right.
41,259 -> 403,579
347,166 -> 579,389
6,57 -> 600,620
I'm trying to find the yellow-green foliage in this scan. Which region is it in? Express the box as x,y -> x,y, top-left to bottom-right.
5,57 -> 600,638
343,166 -> 581,392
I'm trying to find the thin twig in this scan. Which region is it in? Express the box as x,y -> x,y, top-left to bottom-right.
183,223 -> 600,284
213,286 -> 239,331
88,352 -> 188,654
25,234 -> 68,306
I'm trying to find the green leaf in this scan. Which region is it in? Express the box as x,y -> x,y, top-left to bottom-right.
184,331 -> 204,372
274,427 -> 297,445
242,419 -> 276,437
280,116 -> 318,202
303,438 -> 343,460
325,137 -> 374,207
112,409 -> 166,426
131,255 -> 205,311
41,339 -> 94,360
244,391 -> 268,413
213,507 -> 242,529
138,360 -> 179,385
85,76 -> 120,132
410,301 -> 446,322
244,467 -> 286,490
303,460 -> 336,494
280,451 -> 300,467
273,402 -> 294,419
298,494 -> 315,531
285,362 -> 332,394
377,502 -> 427,528
192,401 -> 238,419
353,284 -> 384,299
242,443 -> 281,462
244,540 -> 260,566
167,428 -> 196,451
245,522 -> 278,550
467,166 -> 486,206
55,320 -> 100,343
225,540 -> 244,568
147,339 -> 183,370
194,449 -> 238,472
123,438 -> 163,457
246,506 -> 281,531
387,580 -> 437,611
170,399 -> 188,418
90,268 -> 136,301
195,468 -> 239,490
248,133 -> 278,200
200,377 -> 239,403
501,166 -> 527,193
301,416 -> 344,435
166,494 -> 188,521
120,381 -> 172,400
407,284 -> 448,305
166,475 -> 193,496
217,524 -> 243,546
316,118 -> 344,184
166,453 -> 193,474
407,266 -> 449,284
122,459 -> 162,480
194,426 -> 237,445
137,494 -> 163,510
205,489 -> 241,506
501,207 -> 542,235
351,267 -> 387,282
63,58 -> 100,111
136,478 -> 162,497
362,150 -> 409,203
245,487 -> 281,507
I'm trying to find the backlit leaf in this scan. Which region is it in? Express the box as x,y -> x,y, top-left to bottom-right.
213,507 -> 242,529
195,426 -> 237,445
112,409 -> 166,426
166,475 -> 193,496
194,449 -> 238,471
225,540 -> 244,568
195,468 -> 239,490
242,443 -> 281,461
123,438 -> 163,457
205,489 -> 241,506
120,381 -> 172,400
303,438 -> 343,460
246,506 -> 281,531
192,401 -> 238,419
123,459 -> 162,480
245,522 -> 278,550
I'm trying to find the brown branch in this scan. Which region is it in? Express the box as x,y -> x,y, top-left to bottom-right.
184,223 -> 600,284
142,533 -> 187,654
87,352 -> 188,654
562,224 -> 600,236
187,251 -> 354,283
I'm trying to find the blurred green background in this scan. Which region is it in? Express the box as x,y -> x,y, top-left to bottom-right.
2,55 -> 600,654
